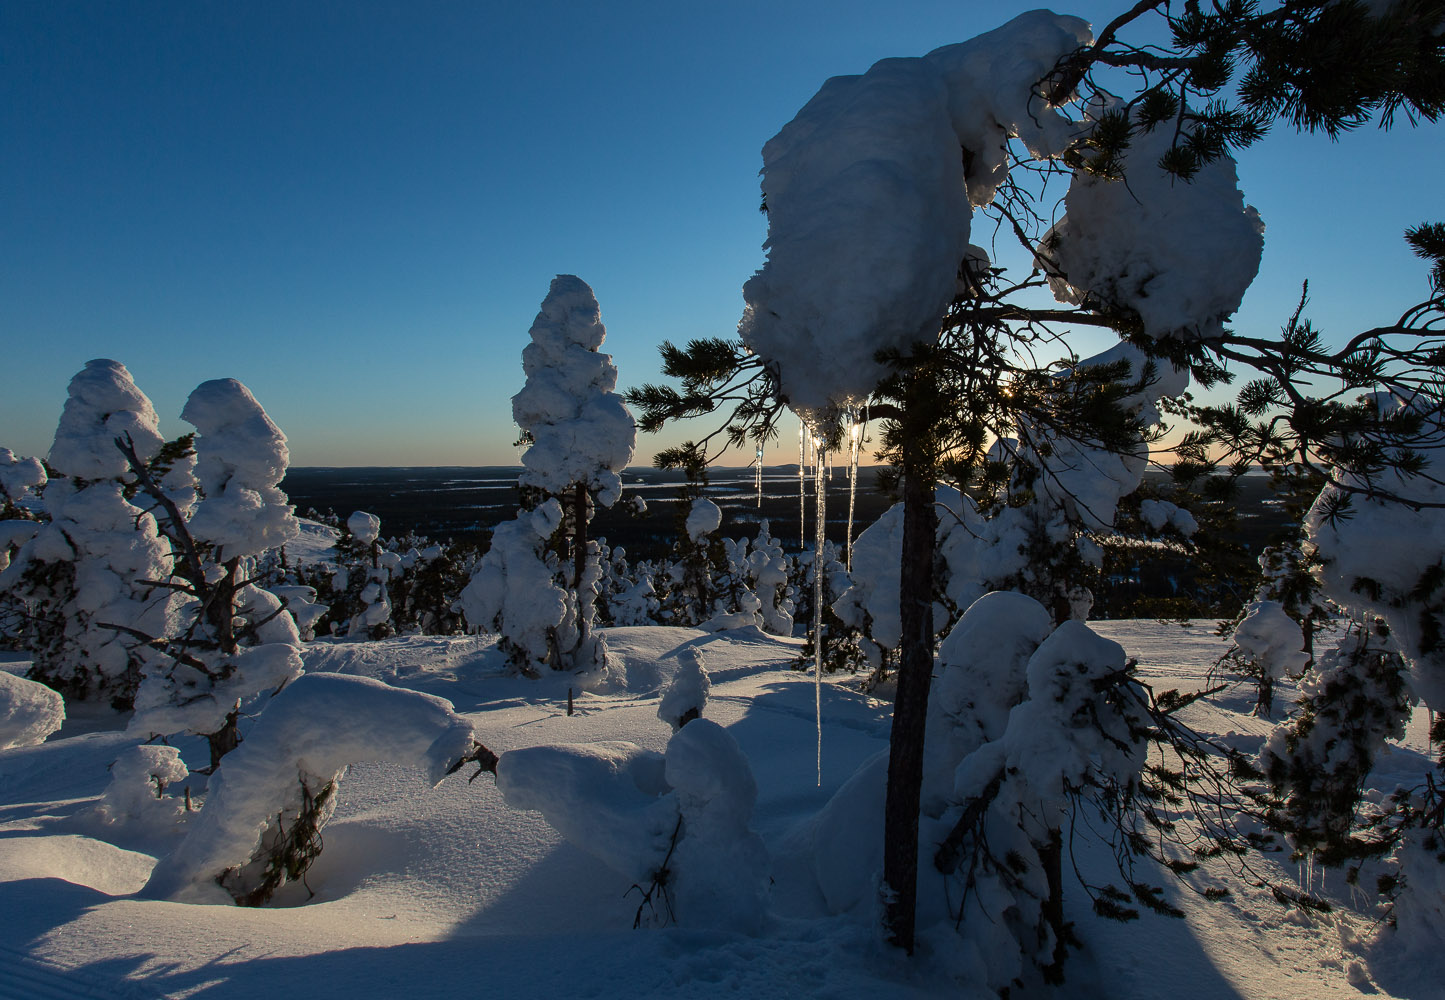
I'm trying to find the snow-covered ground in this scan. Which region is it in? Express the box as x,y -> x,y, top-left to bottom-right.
0,623 -> 1434,999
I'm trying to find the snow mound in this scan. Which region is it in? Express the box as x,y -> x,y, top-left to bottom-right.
0,670 -> 64,749
144,672 -> 475,904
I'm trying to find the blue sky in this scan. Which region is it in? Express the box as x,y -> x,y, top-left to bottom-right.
3,1 -> 1441,467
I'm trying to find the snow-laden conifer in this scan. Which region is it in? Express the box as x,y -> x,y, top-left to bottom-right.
126,378 -> 303,767
0,360 -> 174,707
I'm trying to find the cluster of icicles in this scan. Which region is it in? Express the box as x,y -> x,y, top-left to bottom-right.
753,406 -> 867,785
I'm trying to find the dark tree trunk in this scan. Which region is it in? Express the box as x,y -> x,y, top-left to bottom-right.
1040,829 -> 1069,984
207,707 -> 241,771
883,454 -> 937,954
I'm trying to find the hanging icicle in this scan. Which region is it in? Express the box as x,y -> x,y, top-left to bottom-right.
755,443 -> 764,508
798,420 -> 807,551
812,429 -> 827,787
845,406 -> 863,572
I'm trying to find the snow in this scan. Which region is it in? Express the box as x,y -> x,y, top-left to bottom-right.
1307,395 -> 1445,708
512,275 -> 637,508
0,670 -> 64,749
181,378 -> 299,560
1046,116 -> 1265,341
0,447 -> 46,500
1235,600 -> 1310,681
0,622 -> 1437,998
346,511 -> 381,546
740,12 -> 1091,416
685,496 -> 722,541
48,359 -> 164,480
144,672 -> 475,905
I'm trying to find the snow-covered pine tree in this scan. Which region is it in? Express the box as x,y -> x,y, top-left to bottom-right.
463,276 -> 636,672
0,360 -> 175,708
627,0 -> 1443,967
123,378 -> 304,769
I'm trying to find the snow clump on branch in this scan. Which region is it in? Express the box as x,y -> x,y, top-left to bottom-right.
181,378 -> 299,561
739,11 -> 1091,414
1045,117 -> 1265,341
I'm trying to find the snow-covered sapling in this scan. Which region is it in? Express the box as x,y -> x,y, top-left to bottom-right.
143,672 -> 481,906
502,275 -> 637,669
92,744 -> 192,828
657,647 -> 710,731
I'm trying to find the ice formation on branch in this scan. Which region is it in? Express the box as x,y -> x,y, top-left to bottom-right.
0,448 -> 46,509
182,379 -> 299,561
144,672 -> 475,905
739,11 -> 1091,413
0,361 -> 173,706
1046,117 -> 1265,341
513,275 -> 636,508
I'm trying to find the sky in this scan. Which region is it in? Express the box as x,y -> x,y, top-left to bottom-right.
2,0 -> 1441,468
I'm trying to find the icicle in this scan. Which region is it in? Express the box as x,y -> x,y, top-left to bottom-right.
799,420 -> 807,551
846,406 -> 862,572
813,430 -> 827,787
755,443 -> 764,508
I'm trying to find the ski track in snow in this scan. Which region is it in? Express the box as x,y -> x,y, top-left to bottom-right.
0,621 -> 1436,998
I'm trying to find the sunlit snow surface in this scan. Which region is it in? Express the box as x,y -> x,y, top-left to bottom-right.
0,624 -> 1435,999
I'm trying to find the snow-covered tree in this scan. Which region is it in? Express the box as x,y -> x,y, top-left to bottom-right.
123,378 -> 304,768
0,360 -> 175,708
464,276 -> 636,671
627,0 -> 1443,966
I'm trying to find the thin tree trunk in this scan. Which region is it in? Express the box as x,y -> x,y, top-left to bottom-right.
207,706 -> 241,771
1040,829 -> 1069,984
883,452 -> 936,954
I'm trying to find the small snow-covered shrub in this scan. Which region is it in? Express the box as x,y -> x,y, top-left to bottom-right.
1261,621 -> 1410,864
93,744 -> 191,827
143,672 -> 477,906
0,670 -> 65,749
496,664 -> 769,931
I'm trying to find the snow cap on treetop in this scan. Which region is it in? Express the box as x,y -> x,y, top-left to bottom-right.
49,360 -> 164,480
513,275 -> 636,507
181,378 -> 298,559
1045,116 -> 1265,341
347,511 -> 382,546
739,11 -> 1092,416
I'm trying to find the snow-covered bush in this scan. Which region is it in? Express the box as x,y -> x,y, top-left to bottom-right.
143,672 -> 477,906
458,499 -> 580,673
657,646 -> 709,731
1226,599 -> 1310,718
0,670 -> 65,749
497,663 -> 768,931
0,360 -> 174,708
92,744 -> 191,828
746,520 -> 794,635
1261,621 -> 1410,864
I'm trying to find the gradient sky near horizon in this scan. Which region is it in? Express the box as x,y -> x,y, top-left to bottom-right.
3,1 -> 1441,468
